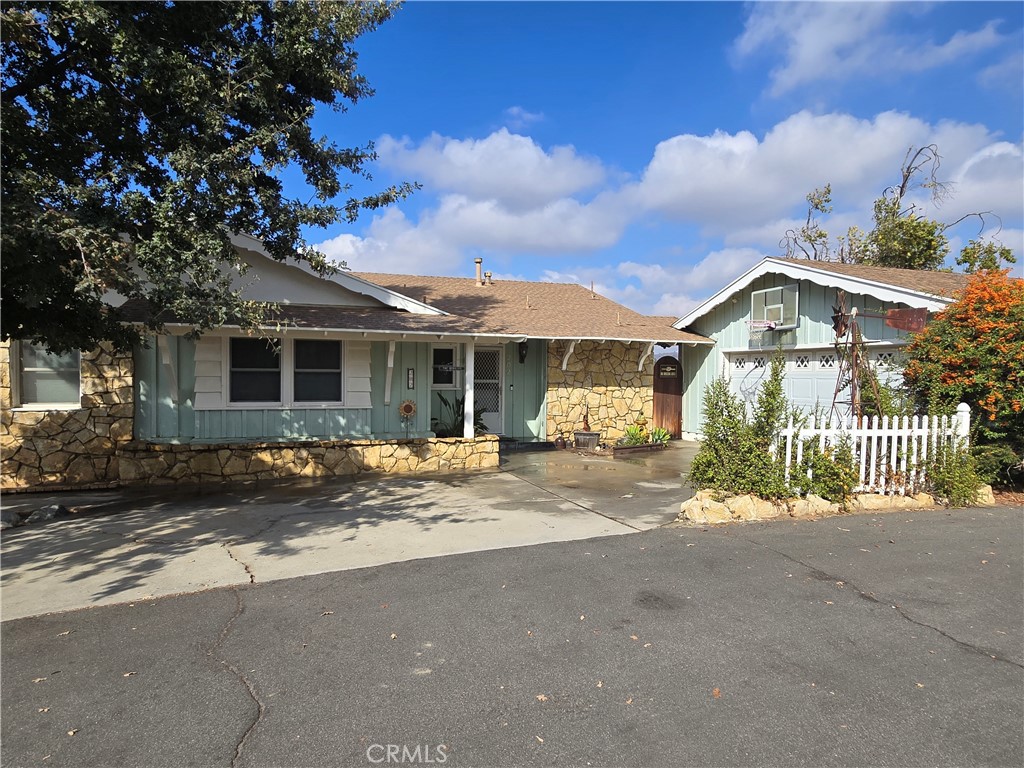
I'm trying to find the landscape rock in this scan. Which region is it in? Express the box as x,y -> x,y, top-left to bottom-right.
679,494 -> 732,525
975,484 -> 996,506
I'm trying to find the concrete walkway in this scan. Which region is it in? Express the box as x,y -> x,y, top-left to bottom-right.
0,443 -> 696,620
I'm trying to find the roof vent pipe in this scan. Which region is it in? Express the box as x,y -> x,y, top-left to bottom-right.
484,271 -> 493,285
474,258 -> 483,286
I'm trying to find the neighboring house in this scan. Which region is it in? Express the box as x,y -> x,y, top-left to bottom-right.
1,234 -> 708,491
673,257 -> 968,437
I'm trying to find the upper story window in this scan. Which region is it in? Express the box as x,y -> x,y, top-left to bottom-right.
294,340 -> 342,402
229,338 -> 281,403
17,342 -> 81,408
751,285 -> 799,330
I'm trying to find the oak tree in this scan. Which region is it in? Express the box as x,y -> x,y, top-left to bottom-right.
2,1 -> 415,353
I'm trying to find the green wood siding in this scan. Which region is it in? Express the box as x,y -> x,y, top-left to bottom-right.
370,341 -> 433,437
503,339 -> 547,440
682,277 -> 918,434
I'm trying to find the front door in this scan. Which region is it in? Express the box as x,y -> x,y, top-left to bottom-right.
474,347 -> 503,434
654,355 -> 682,438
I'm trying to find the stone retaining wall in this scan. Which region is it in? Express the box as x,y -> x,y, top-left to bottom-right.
117,436 -> 500,487
1,342 -> 134,490
546,340 -> 653,444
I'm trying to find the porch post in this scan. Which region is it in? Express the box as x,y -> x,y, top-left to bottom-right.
463,340 -> 475,438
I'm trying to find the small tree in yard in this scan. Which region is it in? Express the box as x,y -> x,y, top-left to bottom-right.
903,269 -> 1024,485
688,352 -> 791,500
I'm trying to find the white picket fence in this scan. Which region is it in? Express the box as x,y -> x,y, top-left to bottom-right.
778,403 -> 971,495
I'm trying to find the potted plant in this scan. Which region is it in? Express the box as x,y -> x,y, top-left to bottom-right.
574,404 -> 601,451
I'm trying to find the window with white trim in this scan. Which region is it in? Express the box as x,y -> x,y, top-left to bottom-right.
294,340 -> 343,403
751,284 -> 799,330
16,342 -> 81,407
230,338 -> 281,403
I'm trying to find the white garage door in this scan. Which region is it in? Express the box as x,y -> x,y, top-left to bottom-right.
727,348 -> 901,417
728,350 -> 845,416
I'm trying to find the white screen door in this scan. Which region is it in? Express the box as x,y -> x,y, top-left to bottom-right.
474,347 -> 503,434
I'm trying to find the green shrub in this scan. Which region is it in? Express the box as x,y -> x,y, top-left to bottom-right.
971,443 -> 1022,488
621,423 -> 648,446
649,427 -> 671,445
795,436 -> 858,504
927,439 -> 983,506
687,351 -> 793,500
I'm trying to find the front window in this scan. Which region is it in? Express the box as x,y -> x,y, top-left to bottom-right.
229,338 -> 281,403
294,340 -> 342,402
17,343 -> 81,407
432,346 -> 457,388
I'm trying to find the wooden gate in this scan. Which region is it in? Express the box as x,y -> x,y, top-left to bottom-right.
653,356 -> 682,438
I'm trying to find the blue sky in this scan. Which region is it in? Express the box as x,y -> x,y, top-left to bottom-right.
305,1 -> 1024,316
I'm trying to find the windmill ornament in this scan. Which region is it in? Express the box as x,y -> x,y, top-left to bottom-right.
829,290 -> 928,420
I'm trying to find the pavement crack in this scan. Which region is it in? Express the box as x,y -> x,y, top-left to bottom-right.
729,532 -> 1024,671
502,469 -> 644,532
223,543 -> 257,584
208,587 -> 267,768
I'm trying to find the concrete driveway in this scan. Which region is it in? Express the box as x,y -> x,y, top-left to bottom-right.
0,443 -> 697,620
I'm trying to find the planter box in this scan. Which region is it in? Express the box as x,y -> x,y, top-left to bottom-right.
611,443 -> 668,458
573,431 -> 601,451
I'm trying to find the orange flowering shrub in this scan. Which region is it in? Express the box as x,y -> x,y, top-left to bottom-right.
904,269 -> 1024,449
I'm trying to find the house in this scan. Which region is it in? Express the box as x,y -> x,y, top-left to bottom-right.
673,257 -> 968,437
1,234 -> 708,491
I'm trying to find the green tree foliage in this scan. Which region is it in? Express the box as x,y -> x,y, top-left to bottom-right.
785,145 -> 1012,273
688,351 -> 791,499
956,239 -> 1018,273
1,1 -> 416,353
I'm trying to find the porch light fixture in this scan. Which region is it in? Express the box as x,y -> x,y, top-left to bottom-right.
518,341 -> 529,364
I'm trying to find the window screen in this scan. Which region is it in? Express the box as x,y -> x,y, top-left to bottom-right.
230,338 -> 281,402
19,343 -> 80,405
294,340 -> 342,402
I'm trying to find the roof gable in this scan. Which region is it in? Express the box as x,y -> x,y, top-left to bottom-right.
675,257 -> 966,329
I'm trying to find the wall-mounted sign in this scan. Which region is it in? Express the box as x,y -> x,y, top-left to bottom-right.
658,364 -> 678,378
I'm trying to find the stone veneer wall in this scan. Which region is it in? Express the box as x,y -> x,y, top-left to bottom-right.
1,341 -> 134,490
546,340 -> 654,443
117,436 -> 499,486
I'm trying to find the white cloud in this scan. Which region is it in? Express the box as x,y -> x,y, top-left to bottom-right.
628,111 -> 1016,240
503,106 -> 544,131
376,129 -> 605,210
734,4 -> 1007,97
979,51 -> 1024,89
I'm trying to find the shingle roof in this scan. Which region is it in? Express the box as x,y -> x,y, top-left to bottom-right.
771,258 -> 969,298
352,273 -> 710,344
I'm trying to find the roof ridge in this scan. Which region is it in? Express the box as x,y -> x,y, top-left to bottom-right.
352,271 -> 581,287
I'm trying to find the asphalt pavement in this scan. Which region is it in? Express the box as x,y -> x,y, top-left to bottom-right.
2,505 -> 1021,768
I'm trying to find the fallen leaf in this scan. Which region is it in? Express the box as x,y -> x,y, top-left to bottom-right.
380,604 -> 389,609
536,694 -> 548,702
32,678 -> 46,684
837,527 -> 850,532
630,635 -> 639,641
625,697 -> 633,705
122,672 -> 137,677
643,643 -> 652,648
686,543 -> 696,547
981,560 -> 988,564
535,736 -> 544,743
56,631 -> 72,637
527,630 -> 533,636
38,708 -> 50,713
580,615 -> 585,621
67,730 -> 78,737
596,681 -> 603,688
712,688 -> 721,699
824,601 -> 834,605
859,548 -> 870,552
390,633 -> 398,640
321,611 -> 334,616
916,683 -> 925,688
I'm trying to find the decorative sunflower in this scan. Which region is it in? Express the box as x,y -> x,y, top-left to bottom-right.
398,400 -> 417,419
